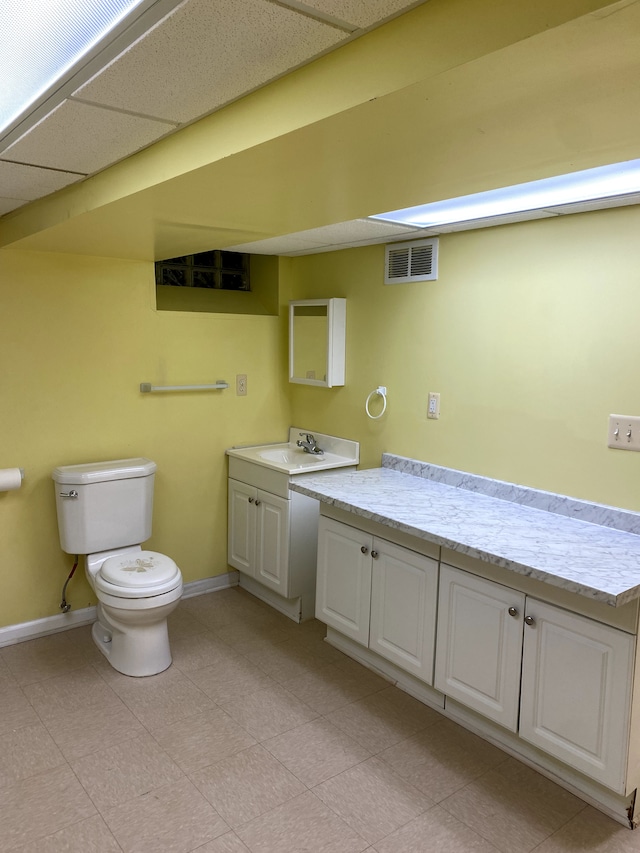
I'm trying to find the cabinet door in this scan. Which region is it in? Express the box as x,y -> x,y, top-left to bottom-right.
369,540 -> 438,683
228,479 -> 256,576
316,517 -> 372,646
255,489 -> 290,596
435,565 -> 525,731
520,599 -> 634,792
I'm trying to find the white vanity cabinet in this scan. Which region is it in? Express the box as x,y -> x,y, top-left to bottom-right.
520,598 -> 634,792
228,478 -> 290,595
316,516 -> 438,683
435,562 -> 635,793
227,457 -> 322,621
297,462 -> 640,825
314,507 -> 640,815
316,516 -> 372,645
434,565 -> 525,731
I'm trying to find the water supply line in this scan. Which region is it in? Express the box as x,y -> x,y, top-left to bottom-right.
60,556 -> 79,613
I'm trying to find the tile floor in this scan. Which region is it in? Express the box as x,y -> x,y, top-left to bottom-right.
0,586 -> 638,852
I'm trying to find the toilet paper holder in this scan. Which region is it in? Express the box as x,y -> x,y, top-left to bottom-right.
0,468 -> 24,493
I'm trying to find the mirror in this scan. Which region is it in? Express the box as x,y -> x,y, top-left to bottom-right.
289,298 -> 346,387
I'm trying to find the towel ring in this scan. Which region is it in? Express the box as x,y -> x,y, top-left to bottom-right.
365,386 -> 387,420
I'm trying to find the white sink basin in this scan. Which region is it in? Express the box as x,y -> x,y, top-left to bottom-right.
226,430 -> 359,475
258,447 -> 325,465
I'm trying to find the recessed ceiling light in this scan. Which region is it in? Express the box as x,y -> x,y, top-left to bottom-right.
369,159 -> 640,228
0,0 -> 147,135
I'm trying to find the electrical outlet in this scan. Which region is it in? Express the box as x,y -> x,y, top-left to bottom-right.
607,414 -> 640,452
236,374 -> 247,396
427,391 -> 440,419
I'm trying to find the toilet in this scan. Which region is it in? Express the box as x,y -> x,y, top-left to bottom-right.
52,458 -> 183,677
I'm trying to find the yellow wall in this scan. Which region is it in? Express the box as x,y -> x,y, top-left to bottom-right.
0,249 -> 290,627
287,205 -> 640,511
1,0 -> 640,632
2,198 -> 640,633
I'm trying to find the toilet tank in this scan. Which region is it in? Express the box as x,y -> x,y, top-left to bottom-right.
52,458 -> 157,555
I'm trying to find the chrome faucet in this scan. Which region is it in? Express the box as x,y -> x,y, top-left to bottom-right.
296,432 -> 324,455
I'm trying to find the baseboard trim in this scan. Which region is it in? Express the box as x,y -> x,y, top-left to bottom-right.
0,571 -> 240,648
181,571 -> 239,599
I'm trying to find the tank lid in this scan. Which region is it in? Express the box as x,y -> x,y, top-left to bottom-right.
100,550 -> 179,589
52,457 -> 156,485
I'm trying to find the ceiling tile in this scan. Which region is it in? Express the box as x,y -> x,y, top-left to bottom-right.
0,160 -> 84,199
73,0 -> 347,124
295,0 -> 424,29
226,234 -> 328,254
228,218 -> 422,255
2,101 -> 176,175
292,217 -> 420,243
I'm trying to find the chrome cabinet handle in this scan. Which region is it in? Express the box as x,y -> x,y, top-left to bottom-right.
371,550 -> 379,559
248,497 -> 254,503
360,546 -> 369,555
255,499 -> 261,506
59,490 -> 79,499
524,615 -> 536,627
508,606 -> 519,618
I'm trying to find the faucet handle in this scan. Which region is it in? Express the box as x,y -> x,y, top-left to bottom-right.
300,432 -> 314,442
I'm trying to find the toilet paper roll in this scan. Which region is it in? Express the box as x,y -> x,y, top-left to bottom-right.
0,468 -> 23,492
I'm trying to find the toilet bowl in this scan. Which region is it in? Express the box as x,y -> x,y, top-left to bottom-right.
86,546 -> 183,677
52,458 -> 183,678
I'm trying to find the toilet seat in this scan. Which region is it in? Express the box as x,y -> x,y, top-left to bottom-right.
95,550 -> 181,599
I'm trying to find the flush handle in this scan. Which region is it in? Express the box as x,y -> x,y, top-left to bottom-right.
59,490 -> 79,499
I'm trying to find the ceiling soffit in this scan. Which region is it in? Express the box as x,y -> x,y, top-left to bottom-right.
0,0 -> 426,218
0,0 -> 636,258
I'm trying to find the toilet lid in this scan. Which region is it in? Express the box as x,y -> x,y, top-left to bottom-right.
100,550 -> 180,590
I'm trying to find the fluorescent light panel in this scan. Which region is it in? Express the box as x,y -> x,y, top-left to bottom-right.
0,0 -> 147,134
370,159 -> 640,228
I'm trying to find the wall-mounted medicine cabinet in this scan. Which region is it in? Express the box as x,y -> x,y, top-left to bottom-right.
289,298 -> 346,387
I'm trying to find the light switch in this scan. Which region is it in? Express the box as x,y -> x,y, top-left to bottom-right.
607,414 -> 640,451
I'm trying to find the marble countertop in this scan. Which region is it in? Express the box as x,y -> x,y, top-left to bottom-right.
290,458 -> 640,607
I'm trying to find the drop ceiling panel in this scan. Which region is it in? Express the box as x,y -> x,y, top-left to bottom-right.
228,218 -> 419,254
0,160 -> 84,200
298,0 -> 425,29
74,0 -> 347,124
292,217 -> 419,244
227,234 -> 328,254
229,218 -> 424,254
2,101 -> 176,175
